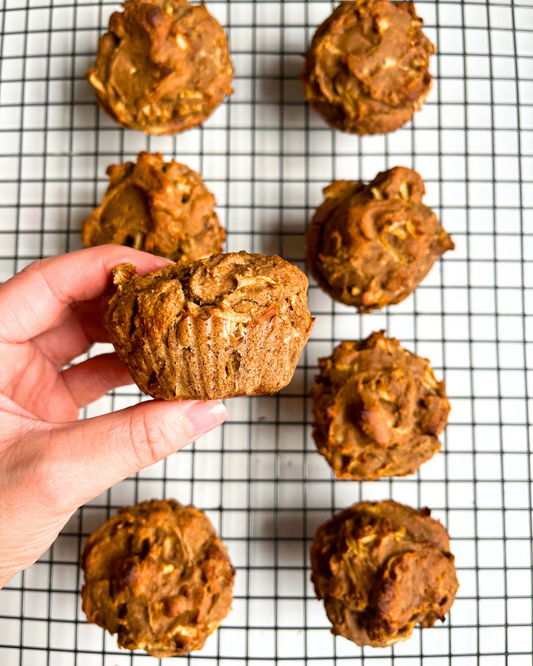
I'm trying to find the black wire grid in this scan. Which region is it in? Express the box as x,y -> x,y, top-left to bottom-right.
1,0 -> 533,662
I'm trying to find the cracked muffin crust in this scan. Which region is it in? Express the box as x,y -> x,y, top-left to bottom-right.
104,251 -> 315,400
80,500 -> 235,657
300,0 -> 434,135
86,0 -> 234,134
305,167 -> 454,312
82,151 -> 224,262
310,332 -> 450,480
311,500 -> 458,647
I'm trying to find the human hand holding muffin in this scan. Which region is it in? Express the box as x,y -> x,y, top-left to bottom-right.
0,247 -> 227,590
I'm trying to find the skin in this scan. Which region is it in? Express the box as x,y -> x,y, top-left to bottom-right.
0,246 -> 227,589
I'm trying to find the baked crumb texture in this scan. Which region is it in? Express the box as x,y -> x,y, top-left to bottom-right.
300,0 -> 434,135
82,151 -> 224,262
311,500 -> 458,647
86,0 -> 234,134
305,167 -> 454,312
105,251 -> 315,400
81,500 -> 235,658
310,331 -> 450,480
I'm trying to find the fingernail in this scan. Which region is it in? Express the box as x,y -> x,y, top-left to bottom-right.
187,401 -> 227,438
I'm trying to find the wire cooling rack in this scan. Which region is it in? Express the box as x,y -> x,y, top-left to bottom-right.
1,0 -> 533,663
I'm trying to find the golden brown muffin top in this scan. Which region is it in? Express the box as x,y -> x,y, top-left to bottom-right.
311,500 -> 458,647
104,252 -> 314,400
305,167 -> 454,312
107,251 -> 312,329
300,0 -> 434,134
311,332 -> 450,480
81,500 -> 235,657
82,151 -> 224,262
86,0 -> 233,134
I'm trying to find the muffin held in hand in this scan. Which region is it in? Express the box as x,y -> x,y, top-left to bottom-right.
311,500 -> 458,647
300,0 -> 434,135
310,331 -> 450,480
86,0 -> 233,134
105,252 -> 315,400
81,500 -> 235,657
305,167 -> 454,312
82,152 -> 224,262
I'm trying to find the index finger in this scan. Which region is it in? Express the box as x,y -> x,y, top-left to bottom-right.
0,246 -> 171,344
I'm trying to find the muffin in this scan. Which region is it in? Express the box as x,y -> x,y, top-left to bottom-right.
305,167 -> 454,312
310,331 -> 450,480
82,151 -> 224,262
80,500 -> 235,657
86,0 -> 234,134
311,500 -> 458,647
105,252 -> 315,400
300,0 -> 434,134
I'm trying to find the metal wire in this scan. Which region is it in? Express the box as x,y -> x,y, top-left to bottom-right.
1,0 -> 533,663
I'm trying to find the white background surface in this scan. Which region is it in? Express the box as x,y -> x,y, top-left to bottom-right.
1,0 -> 533,663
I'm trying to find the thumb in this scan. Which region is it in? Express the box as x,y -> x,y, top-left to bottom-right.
38,399 -> 227,511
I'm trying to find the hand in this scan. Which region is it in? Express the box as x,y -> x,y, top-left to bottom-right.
0,246 -> 227,588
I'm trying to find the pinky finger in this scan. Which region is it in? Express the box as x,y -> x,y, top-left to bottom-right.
61,352 -> 136,408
